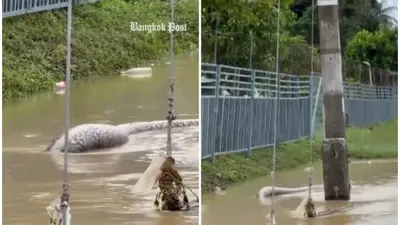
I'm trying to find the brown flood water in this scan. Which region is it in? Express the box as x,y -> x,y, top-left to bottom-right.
202,160 -> 398,225
3,53 -> 199,225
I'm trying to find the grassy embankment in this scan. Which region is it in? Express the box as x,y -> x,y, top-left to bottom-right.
3,0 -> 198,103
202,120 -> 398,193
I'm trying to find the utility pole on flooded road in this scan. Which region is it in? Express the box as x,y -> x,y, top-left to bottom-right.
318,0 -> 351,200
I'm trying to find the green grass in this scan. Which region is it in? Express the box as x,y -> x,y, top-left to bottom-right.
201,120 -> 398,193
347,120 -> 398,158
3,0 -> 198,103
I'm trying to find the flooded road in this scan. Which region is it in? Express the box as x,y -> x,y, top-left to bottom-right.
202,160 -> 398,225
3,53 -> 199,225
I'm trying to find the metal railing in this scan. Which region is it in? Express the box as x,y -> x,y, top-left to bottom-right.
3,0 -> 100,18
201,63 -> 398,160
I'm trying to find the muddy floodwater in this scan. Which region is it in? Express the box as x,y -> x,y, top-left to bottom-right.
202,160 -> 397,225
3,53 -> 199,225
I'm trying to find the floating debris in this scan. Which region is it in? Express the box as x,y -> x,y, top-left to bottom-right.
121,67 -> 152,78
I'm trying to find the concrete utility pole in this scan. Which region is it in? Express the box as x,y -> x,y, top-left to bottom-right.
318,0 -> 350,200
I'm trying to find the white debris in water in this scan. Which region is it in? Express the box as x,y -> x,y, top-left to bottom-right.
303,167 -> 314,173
132,153 -> 165,194
121,67 -> 152,79
30,192 -> 52,200
289,194 -> 309,218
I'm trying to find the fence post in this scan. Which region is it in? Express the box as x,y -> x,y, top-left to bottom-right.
345,112 -> 349,128
361,84 -> 366,126
212,65 -> 221,162
275,72 -> 281,144
297,77 -> 301,139
247,69 -> 256,157
309,75 -> 314,140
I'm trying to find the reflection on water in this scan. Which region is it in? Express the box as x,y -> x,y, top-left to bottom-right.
3,53 -> 199,225
202,160 -> 397,225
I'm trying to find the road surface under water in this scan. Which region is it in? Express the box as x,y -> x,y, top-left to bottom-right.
202,160 -> 398,225
3,53 -> 199,225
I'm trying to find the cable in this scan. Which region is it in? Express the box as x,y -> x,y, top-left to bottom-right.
166,0 -> 176,157
270,0 -> 281,223
60,0 -> 72,224
308,0 -> 316,199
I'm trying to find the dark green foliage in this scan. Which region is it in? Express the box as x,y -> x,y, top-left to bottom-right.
201,0 -> 318,74
290,0 -> 397,49
3,0 -> 198,103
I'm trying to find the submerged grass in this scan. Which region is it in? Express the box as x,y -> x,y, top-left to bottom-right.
202,120 -> 398,193
3,0 -> 198,103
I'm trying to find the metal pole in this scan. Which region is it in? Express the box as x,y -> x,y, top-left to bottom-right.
392,73 -> 395,86
247,69 -> 255,157
61,0 -> 72,223
247,30 -> 254,157
363,61 -> 372,86
368,65 -> 372,86
212,65 -> 221,162
167,0 -> 175,157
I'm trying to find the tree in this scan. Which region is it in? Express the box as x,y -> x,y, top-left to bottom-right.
345,26 -> 397,79
290,0 -> 398,49
201,0 -> 317,74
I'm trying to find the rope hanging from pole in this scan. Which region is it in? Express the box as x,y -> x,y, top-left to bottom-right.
59,0 -> 72,224
304,0 -> 317,218
269,0 -> 281,223
166,0 -> 176,157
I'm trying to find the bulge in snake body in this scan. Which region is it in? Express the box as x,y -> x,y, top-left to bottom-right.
45,124 -> 129,153
45,119 -> 199,153
258,185 -> 324,200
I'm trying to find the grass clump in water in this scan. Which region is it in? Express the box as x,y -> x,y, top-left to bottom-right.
3,0 -> 198,103
202,120 -> 397,193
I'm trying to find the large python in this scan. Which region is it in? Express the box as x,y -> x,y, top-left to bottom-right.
257,185 -> 324,200
258,184 -> 353,200
45,119 -> 199,153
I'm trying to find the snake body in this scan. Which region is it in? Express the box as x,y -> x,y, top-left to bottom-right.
258,185 -> 324,199
46,119 -> 199,153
